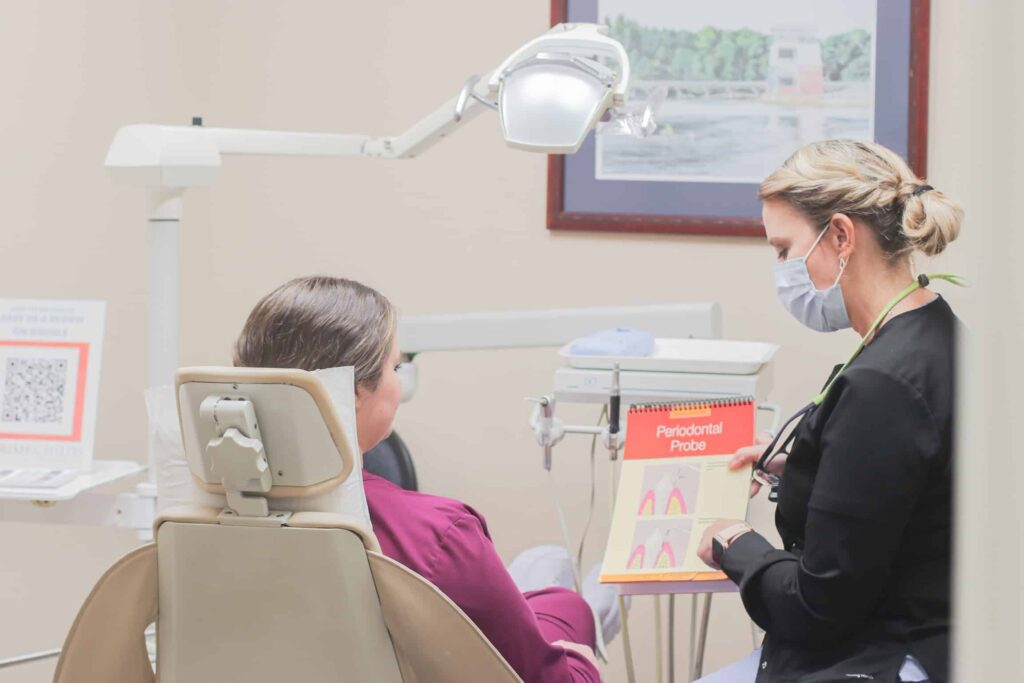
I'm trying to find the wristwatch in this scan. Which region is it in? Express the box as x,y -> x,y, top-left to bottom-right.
711,522 -> 753,566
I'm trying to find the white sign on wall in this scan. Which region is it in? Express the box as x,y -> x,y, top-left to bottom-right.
0,299 -> 106,475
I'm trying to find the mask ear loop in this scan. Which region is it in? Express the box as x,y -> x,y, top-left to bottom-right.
832,256 -> 848,288
807,221 -> 847,290
802,222 -> 831,263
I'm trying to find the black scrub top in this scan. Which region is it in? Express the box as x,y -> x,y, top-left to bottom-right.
721,295 -> 958,683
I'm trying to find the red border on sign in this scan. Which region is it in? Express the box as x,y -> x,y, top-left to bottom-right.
0,341 -> 89,442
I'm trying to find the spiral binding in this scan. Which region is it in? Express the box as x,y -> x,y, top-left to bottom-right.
629,395 -> 755,413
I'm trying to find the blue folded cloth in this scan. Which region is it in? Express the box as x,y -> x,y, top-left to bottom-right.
567,328 -> 655,357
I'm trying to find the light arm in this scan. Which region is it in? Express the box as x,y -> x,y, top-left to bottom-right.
207,128 -> 369,157
105,23 -> 630,187
105,67 -> 492,186
366,72 -> 496,159
210,67 -> 497,161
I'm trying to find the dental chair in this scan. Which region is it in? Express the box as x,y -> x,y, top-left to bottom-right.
53,367 -> 523,683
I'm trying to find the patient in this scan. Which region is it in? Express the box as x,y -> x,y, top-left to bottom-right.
231,275 -> 602,683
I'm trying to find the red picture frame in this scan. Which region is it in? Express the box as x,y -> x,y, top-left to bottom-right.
547,0 -> 931,237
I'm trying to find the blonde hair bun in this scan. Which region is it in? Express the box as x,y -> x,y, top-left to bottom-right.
900,185 -> 964,257
759,139 -> 964,259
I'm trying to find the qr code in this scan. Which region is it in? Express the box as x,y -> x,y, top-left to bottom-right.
2,358 -> 68,424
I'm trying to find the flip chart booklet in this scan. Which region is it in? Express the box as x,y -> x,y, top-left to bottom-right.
600,397 -> 755,584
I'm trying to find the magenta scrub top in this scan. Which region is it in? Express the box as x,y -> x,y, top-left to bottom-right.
364,472 -> 601,683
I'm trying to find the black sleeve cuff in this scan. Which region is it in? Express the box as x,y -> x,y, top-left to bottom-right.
721,531 -> 799,632
720,530 -> 776,584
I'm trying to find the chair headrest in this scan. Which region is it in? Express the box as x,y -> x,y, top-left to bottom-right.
176,367 -> 357,502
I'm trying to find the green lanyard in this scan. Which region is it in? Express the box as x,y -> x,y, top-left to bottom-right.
812,273 -> 968,406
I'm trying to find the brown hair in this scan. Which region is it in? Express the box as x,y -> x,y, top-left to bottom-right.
759,139 -> 964,259
233,276 -> 396,390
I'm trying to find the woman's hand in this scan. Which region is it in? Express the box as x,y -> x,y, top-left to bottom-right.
697,519 -> 747,570
730,432 -> 785,498
554,640 -> 599,669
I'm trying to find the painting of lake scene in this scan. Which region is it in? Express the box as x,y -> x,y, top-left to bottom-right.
596,0 -> 878,183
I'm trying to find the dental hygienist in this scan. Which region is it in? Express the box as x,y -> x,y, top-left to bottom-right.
695,140 -> 964,683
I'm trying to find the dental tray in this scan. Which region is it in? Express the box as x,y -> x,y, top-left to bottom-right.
558,338 -> 778,376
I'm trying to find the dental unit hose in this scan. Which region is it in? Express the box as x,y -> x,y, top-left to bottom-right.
609,363 -> 621,461
540,396 -> 554,471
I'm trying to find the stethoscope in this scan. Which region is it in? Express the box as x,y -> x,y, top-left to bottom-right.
753,273 -> 967,503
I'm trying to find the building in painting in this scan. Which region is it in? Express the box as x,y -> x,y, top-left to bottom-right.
768,25 -> 824,96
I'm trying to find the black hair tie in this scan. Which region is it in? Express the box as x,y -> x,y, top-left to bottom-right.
912,184 -> 934,197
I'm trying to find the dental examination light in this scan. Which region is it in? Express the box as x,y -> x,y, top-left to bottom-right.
488,24 -> 630,152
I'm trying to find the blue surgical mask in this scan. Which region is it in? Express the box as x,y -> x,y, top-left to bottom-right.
773,225 -> 851,332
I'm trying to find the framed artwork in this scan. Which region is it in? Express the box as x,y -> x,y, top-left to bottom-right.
548,0 -> 931,236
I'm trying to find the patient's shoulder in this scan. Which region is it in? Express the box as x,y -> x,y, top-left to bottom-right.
363,471 -> 492,577
363,471 -> 484,526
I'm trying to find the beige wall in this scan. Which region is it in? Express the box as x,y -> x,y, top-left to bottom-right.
0,1 -> 1008,681
0,3 -> 193,681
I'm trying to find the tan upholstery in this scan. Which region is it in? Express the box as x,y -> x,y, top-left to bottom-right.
53,544 -> 157,683
156,520 -> 404,683
153,504 -> 220,527
56,512 -> 524,683
176,366 -> 357,499
153,505 -> 382,552
55,367 -> 525,682
286,510 -> 382,552
368,551 -> 523,683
